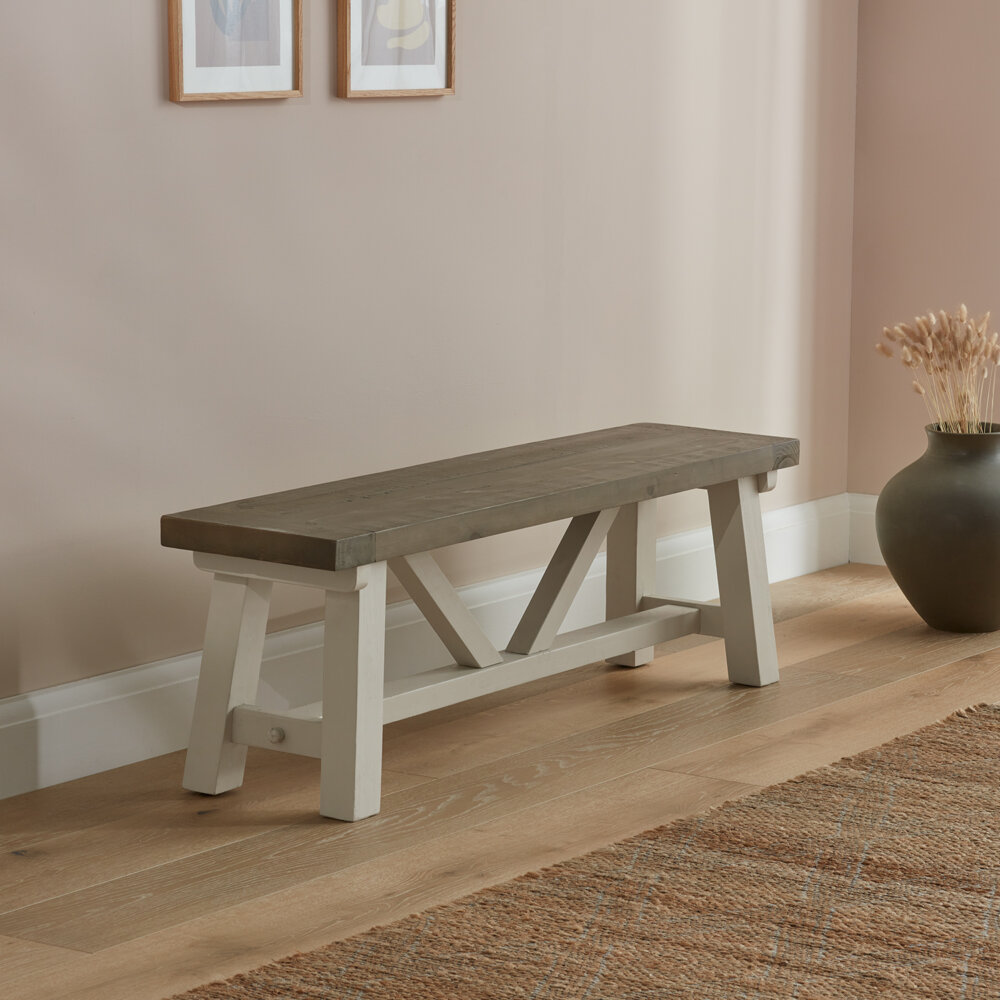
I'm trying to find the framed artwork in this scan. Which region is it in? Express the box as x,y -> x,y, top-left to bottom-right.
337,0 -> 455,98
168,0 -> 303,102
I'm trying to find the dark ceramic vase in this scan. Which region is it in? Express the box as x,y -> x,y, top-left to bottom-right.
876,424 -> 1000,632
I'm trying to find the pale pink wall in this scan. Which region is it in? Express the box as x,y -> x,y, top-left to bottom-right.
849,0 -> 1000,493
1,1 -> 858,699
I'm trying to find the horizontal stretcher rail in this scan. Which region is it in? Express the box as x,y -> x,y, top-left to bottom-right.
231,602 -> 705,755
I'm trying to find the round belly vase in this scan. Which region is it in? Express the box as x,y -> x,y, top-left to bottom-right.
875,423 -> 1000,632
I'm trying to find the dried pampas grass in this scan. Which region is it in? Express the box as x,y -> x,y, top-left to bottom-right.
876,305 -> 1000,433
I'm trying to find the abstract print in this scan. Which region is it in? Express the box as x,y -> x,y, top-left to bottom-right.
361,0 -> 435,67
195,0 -> 280,68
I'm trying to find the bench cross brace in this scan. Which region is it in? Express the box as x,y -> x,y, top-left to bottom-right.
507,508 -> 620,656
389,552 -> 502,668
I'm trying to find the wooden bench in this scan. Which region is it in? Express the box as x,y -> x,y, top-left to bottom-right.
161,423 -> 799,821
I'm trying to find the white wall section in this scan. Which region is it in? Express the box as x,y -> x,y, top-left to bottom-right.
2,1 -> 860,702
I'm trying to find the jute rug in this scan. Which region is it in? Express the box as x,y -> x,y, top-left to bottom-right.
172,706 -> 1000,999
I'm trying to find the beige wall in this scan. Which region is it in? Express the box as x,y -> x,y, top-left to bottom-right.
849,0 -> 1000,493
1,1 -> 858,700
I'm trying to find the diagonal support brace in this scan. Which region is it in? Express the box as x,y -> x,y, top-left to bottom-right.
507,507 -> 620,656
389,551 -> 502,668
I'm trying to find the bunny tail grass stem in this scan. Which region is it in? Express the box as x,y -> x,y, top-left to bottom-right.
878,306 -> 1000,433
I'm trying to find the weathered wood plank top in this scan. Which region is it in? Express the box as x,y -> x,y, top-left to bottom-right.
161,424 -> 799,571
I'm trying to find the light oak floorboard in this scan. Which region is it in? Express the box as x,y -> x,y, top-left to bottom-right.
2,769 -> 754,1000
0,935 -> 76,985
652,648 -> 1000,786
2,567 -> 999,1000
739,647 -> 1000,761
0,668 -> 871,950
0,580 -> 908,933
0,746 -> 425,855
0,597 -> 981,952
0,752 -> 189,854
767,562 -> 897,622
0,767 -> 427,912
0,669 -> 940,949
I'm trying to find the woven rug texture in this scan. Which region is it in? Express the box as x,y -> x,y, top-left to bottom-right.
172,705 -> 1000,999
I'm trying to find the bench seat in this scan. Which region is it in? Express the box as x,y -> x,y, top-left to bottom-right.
162,423 -> 799,821
162,423 -> 799,569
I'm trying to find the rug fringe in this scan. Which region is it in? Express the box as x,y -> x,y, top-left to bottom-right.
951,702 -> 993,719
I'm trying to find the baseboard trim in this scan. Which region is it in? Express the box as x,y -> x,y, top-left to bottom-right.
0,493 -> 858,800
848,492 -> 883,565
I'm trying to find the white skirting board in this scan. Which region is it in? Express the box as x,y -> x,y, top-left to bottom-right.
0,493 -> 873,801
848,493 -> 884,565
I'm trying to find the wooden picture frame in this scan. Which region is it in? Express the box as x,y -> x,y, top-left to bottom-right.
337,0 -> 455,99
168,0 -> 303,102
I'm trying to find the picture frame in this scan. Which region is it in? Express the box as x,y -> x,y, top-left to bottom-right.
168,0 -> 303,102
337,0 -> 455,99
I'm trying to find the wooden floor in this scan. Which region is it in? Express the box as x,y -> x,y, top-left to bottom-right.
5,564 -> 1000,1000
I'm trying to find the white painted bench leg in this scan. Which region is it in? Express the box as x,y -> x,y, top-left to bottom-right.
707,476 -> 779,687
320,562 -> 387,822
606,500 -> 657,668
183,573 -> 272,795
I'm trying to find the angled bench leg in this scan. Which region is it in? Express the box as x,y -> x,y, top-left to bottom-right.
606,500 -> 658,667
183,573 -> 272,795
707,476 -> 779,687
321,562 -> 387,822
